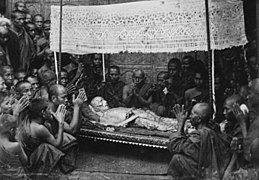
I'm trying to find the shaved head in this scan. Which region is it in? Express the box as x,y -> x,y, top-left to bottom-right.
193,103 -> 213,122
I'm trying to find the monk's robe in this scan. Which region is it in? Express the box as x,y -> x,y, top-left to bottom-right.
167,126 -> 230,179
127,82 -> 153,109
0,145 -> 28,179
18,119 -> 64,176
11,28 -> 36,73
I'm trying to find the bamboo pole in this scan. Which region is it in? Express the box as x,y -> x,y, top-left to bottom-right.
257,0 -> 259,77
58,0 -> 63,83
205,0 -> 213,106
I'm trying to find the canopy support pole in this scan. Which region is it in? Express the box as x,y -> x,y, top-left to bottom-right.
205,0 -> 214,107
58,0 -> 63,83
257,0 -> 259,77
102,53 -> 106,82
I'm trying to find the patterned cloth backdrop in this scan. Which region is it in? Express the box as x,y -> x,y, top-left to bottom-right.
50,0 -> 247,54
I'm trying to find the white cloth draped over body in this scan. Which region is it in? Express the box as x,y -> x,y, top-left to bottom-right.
50,0 -> 247,54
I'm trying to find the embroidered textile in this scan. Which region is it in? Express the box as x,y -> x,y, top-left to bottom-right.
50,0 -> 247,54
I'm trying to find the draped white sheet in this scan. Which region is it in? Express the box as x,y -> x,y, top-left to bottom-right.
50,0 -> 247,54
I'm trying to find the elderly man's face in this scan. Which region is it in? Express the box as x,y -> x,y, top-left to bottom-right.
13,13 -> 25,29
92,97 -> 109,112
189,104 -> 202,127
53,87 -> 68,107
19,83 -> 33,100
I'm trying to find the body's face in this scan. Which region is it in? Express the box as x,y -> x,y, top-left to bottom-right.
16,2 -> 26,12
27,77 -> 39,91
92,97 -> 109,112
25,14 -> 32,23
157,73 -> 167,88
34,16 -> 43,30
132,71 -> 145,87
26,24 -> 36,39
214,77 -> 221,92
18,82 -> 33,100
3,68 -> 14,87
223,99 -> 236,122
16,72 -> 26,82
71,54 -> 83,64
0,77 -> 7,92
43,23 -> 50,39
109,68 -> 119,83
31,68 -> 38,77
60,71 -> 68,87
194,73 -> 204,88
93,54 -> 102,67
13,13 -> 25,29
52,87 -> 68,107
168,63 -> 179,78
248,56 -> 259,72
182,58 -> 191,73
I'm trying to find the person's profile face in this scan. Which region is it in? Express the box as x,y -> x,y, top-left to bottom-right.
223,100 -> 235,121
34,16 -> 44,29
3,68 -> 14,87
0,97 -> 12,114
93,97 -> 109,112
189,105 -> 202,127
109,68 -> 119,83
54,88 -> 68,106
14,13 -> 25,29
0,77 -> 7,92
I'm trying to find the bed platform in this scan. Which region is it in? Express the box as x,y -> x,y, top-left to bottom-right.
79,121 -> 171,149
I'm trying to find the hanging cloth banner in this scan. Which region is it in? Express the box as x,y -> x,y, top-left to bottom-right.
50,0 -> 247,54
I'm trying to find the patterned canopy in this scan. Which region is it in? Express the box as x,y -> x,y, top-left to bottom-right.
50,0 -> 247,54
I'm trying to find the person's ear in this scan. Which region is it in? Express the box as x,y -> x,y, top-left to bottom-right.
51,96 -> 56,103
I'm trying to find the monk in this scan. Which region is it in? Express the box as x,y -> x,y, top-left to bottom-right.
0,114 -> 28,179
88,96 -> 178,131
123,69 -> 153,109
168,103 -> 230,179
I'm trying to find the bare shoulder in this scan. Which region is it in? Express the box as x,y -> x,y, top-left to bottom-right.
4,141 -> 21,155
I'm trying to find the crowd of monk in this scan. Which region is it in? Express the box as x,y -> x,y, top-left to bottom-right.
1,1 -> 259,179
